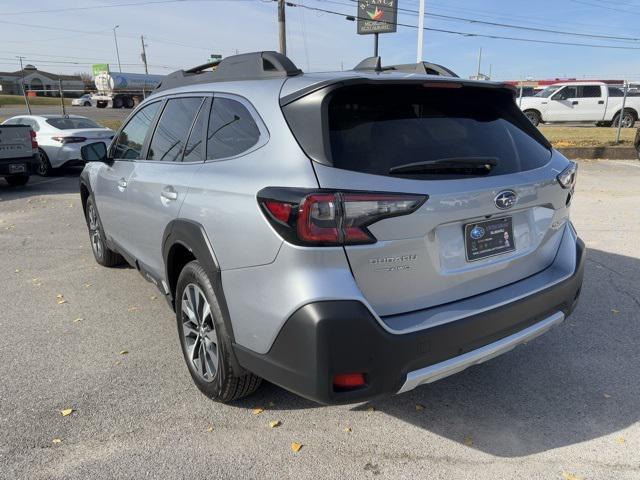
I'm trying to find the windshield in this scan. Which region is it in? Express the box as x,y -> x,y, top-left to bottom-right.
534,86 -> 562,98
326,84 -> 551,178
46,117 -> 101,130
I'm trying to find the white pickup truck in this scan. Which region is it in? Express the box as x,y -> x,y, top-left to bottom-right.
519,82 -> 638,128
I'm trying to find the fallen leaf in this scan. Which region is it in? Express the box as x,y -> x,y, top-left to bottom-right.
56,294 -> 67,305
150,295 -> 157,300
415,404 -> 425,412
251,408 -> 264,416
206,426 -> 214,432
611,308 -> 620,314
127,306 -> 139,312
114,360 -> 122,366
73,318 -> 83,323
616,436 -> 626,445
14,269 -> 20,273
60,408 -> 74,417
118,350 -> 128,355
562,472 -> 582,480
52,438 -> 62,444
604,393 -> 612,399
291,442 -> 303,452
269,420 -> 282,428
463,435 -> 473,446
84,283 -> 93,288
366,406 -> 375,412
344,427 -> 352,433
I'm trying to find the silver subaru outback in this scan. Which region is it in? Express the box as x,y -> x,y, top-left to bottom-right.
79,52 -> 584,405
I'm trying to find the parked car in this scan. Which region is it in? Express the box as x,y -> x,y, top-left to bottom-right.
71,94 -> 94,107
1,115 -> 114,176
79,52 -> 584,405
0,124 -> 38,186
519,82 -> 639,127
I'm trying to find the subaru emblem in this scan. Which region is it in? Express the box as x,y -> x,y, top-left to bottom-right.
494,190 -> 517,210
470,226 -> 485,240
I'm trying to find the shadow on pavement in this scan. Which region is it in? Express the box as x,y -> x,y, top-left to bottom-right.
0,167 -> 83,200
236,248 -> 640,457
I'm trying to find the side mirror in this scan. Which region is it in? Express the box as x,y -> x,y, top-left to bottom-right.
81,142 -> 109,163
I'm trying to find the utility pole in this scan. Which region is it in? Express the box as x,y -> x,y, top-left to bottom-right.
16,56 -> 31,115
417,0 -> 426,62
58,79 -> 67,117
113,25 -> 122,72
278,0 -> 287,56
140,35 -> 149,74
476,47 -> 482,78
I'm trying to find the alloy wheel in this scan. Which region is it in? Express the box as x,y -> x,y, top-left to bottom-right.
181,283 -> 219,382
87,203 -> 103,260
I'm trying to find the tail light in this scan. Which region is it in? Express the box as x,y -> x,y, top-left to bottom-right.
258,187 -> 427,246
51,136 -> 87,144
557,161 -> 578,189
30,130 -> 38,150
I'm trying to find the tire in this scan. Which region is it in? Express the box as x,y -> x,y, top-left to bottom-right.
612,110 -> 636,128
124,97 -> 134,109
84,196 -> 124,267
176,260 -> 262,403
113,97 -> 123,109
37,149 -> 53,177
84,101 -> 91,107
5,175 -> 29,186
524,110 -> 541,127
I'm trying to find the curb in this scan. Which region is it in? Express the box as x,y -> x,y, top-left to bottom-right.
557,146 -> 637,160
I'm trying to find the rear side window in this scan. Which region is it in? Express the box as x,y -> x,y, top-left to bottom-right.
325,84 -> 552,178
579,86 -> 602,98
148,97 -> 204,162
112,102 -> 161,159
207,97 -> 260,160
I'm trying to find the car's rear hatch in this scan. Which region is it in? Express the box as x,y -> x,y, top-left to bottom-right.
281,77 -> 569,317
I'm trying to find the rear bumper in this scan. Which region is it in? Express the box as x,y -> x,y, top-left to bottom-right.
234,235 -> 585,405
0,155 -> 37,176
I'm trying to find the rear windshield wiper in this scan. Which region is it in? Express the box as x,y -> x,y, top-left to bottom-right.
388,157 -> 497,175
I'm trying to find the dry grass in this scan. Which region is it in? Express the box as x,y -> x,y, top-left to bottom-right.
539,126 -> 636,147
0,94 -> 72,107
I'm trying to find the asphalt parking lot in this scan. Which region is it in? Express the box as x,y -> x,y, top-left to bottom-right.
1,160 -> 639,479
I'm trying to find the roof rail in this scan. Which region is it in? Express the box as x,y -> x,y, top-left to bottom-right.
156,51 -> 302,92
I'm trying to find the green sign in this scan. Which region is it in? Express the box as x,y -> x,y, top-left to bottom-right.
92,64 -> 110,76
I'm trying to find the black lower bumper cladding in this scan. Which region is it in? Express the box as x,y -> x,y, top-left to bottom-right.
234,238 -> 585,405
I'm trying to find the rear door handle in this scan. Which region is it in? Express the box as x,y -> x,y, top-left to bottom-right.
117,178 -> 127,191
572,101 -> 579,105
161,187 -> 178,201
598,100 -> 604,104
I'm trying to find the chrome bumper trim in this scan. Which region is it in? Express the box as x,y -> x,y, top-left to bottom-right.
397,311 -> 565,394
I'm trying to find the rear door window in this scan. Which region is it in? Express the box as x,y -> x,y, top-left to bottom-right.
325,84 -> 552,178
579,86 -> 602,98
148,97 -> 204,162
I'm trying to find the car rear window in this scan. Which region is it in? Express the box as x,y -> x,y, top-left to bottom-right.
325,84 -> 552,178
46,118 -> 101,130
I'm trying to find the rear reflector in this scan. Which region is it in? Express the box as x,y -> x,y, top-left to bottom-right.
333,373 -> 366,390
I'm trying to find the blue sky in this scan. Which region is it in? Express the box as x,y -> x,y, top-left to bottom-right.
2,0 -> 640,80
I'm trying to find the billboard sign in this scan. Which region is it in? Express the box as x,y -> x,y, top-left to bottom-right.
357,0 -> 398,35
92,64 -> 110,77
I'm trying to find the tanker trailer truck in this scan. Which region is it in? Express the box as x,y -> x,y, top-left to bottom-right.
92,70 -> 165,109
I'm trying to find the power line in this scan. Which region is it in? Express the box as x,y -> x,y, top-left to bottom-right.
283,1 -> 640,50
2,0 -> 255,16
326,0 -> 640,42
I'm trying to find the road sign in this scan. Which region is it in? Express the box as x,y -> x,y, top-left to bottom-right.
92,64 -> 110,76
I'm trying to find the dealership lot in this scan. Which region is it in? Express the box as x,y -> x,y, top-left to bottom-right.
0,161 -> 638,479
